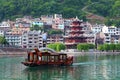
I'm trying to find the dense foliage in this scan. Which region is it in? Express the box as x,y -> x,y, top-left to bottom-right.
0,0 -> 119,26
47,43 -> 66,52
0,36 -> 8,46
97,43 -> 120,52
0,0 -> 88,21
48,29 -> 63,35
30,25 -> 44,31
87,0 -> 120,26
77,43 -> 95,51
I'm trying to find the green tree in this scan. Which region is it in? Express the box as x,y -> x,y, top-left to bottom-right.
47,43 -> 57,51
109,43 -> 116,52
0,36 -> 8,46
0,0 -> 88,21
56,43 -> 66,52
97,45 -> 104,51
30,25 -> 44,31
48,29 -> 63,35
115,44 -> 120,52
47,43 -> 66,52
111,0 -> 120,17
103,44 -> 110,52
88,43 -> 95,49
77,43 -> 89,52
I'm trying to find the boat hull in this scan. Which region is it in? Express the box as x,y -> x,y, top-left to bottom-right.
21,61 -> 73,67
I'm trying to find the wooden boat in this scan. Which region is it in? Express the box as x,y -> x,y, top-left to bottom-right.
21,47 -> 73,67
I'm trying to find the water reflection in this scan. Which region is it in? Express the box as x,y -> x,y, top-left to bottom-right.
23,66 -> 74,80
0,54 -> 120,80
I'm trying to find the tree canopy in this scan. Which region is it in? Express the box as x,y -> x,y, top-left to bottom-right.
0,0 -> 87,21
48,29 -> 63,35
0,0 -> 119,26
0,36 -> 8,45
47,43 -> 66,52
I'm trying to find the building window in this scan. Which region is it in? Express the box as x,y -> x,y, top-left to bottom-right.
34,34 -> 38,36
29,38 -> 32,40
29,41 -> 32,43
23,42 -> 26,44
29,34 -> 32,36
34,38 -> 38,39
29,46 -> 32,47
23,39 -> 26,41
34,46 -> 37,48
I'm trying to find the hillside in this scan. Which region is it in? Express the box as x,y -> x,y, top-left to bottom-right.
0,0 -> 119,26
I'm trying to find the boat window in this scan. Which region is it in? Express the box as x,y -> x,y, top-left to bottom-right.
33,54 -> 38,62
42,56 -> 48,62
55,56 -> 59,62
38,56 -> 41,61
29,54 -> 33,62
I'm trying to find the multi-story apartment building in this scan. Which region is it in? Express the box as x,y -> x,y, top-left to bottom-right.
41,14 -> 64,30
108,26 -> 116,35
0,21 -> 10,28
92,24 -> 120,44
0,21 -> 11,39
5,33 -> 22,47
11,22 -> 30,35
32,20 -> 44,27
116,28 -> 120,35
0,30 -> 4,36
52,14 -> 64,30
92,24 -> 104,33
41,15 -> 53,25
47,34 -> 64,44
104,33 -> 111,43
22,31 -> 43,49
107,26 -> 120,44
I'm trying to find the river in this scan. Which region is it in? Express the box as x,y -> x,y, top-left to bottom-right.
0,54 -> 120,80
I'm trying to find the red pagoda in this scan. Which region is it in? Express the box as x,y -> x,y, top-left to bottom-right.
64,18 -> 87,49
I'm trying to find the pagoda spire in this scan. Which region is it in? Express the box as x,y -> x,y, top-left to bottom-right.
75,16 -> 80,21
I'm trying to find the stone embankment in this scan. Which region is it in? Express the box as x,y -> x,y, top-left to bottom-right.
64,51 -> 120,56
0,47 -> 27,56
0,47 -> 120,57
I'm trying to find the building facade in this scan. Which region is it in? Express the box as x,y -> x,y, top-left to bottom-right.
64,18 -> 87,49
5,33 -> 22,47
22,31 -> 43,49
47,34 -> 64,44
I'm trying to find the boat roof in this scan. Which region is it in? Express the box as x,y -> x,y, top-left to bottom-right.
39,47 -> 66,55
39,47 -> 56,53
29,47 -> 66,55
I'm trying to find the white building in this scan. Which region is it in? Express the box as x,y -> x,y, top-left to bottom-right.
92,24 -> 103,33
116,28 -> 120,35
108,26 -> 116,35
5,33 -> 22,47
22,31 -> 43,49
0,30 -> 4,36
91,24 -> 120,44
0,21 -> 10,28
0,21 -> 11,36
102,25 -> 108,33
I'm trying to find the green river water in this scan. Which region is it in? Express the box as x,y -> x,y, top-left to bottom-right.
0,54 -> 120,80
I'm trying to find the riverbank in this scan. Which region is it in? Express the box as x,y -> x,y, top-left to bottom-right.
0,51 -> 27,57
0,50 -> 120,57
64,51 -> 120,56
